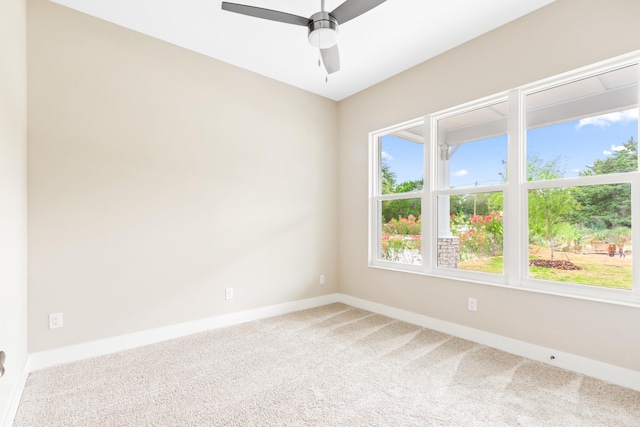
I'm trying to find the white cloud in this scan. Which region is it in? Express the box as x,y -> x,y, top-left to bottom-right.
572,168 -> 582,173
602,145 -> 627,156
453,169 -> 468,177
577,108 -> 639,129
381,151 -> 393,161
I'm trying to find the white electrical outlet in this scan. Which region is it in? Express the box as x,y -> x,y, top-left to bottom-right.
319,274 -> 325,285
467,297 -> 478,312
49,312 -> 63,329
225,288 -> 234,300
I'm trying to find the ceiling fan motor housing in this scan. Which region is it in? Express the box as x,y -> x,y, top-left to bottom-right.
308,12 -> 339,49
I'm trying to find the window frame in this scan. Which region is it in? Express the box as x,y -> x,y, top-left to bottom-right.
368,51 -> 640,306
369,118 -> 425,273
430,95 -> 511,285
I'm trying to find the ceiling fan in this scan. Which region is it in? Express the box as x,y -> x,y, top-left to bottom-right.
221,0 -> 388,75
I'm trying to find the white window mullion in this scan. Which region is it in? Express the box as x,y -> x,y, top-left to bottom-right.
634,62 -> 640,300
632,63 -> 640,301
373,198 -> 381,263
368,133 -> 378,264
504,89 -> 523,286
631,173 -> 640,302
423,117 -> 433,273
519,86 -> 530,287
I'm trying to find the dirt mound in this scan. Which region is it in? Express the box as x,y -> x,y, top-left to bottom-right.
528,259 -> 582,270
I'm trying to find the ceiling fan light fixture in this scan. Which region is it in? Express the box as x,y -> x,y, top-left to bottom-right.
308,28 -> 338,49
308,12 -> 338,49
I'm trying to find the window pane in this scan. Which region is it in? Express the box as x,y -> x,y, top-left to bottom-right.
436,101 -> 508,189
380,199 -> 421,265
526,65 -> 638,181
528,184 -> 632,290
438,192 -> 503,274
379,124 -> 424,195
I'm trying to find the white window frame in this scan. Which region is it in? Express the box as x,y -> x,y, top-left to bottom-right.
369,118 -> 425,273
429,95 -> 511,286
369,50 -> 640,306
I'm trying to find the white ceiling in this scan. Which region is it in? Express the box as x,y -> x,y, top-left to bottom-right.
50,0 -> 556,101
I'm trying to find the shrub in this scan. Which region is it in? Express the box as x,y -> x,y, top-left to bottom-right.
451,212 -> 503,261
381,215 -> 421,263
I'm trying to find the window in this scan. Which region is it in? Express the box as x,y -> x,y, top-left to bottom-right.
524,64 -> 638,295
435,101 -> 508,276
371,123 -> 424,268
369,52 -> 640,305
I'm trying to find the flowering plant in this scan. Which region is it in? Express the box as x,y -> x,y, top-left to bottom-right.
451,211 -> 503,261
381,215 -> 421,264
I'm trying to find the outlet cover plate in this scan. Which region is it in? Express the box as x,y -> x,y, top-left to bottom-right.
49,312 -> 64,329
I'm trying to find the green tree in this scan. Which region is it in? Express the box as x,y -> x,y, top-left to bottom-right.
527,155 -> 578,259
380,172 -> 423,222
450,193 -> 490,216
381,161 -> 397,195
487,159 -> 507,212
381,198 -> 421,223
582,137 -> 637,175
570,137 -> 637,229
394,178 -> 423,193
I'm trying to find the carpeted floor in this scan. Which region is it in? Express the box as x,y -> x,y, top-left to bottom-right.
13,303 -> 640,426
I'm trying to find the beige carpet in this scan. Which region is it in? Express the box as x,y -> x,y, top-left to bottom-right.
13,303 -> 640,426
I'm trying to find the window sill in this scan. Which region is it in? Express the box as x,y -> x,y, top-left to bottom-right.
367,263 -> 640,309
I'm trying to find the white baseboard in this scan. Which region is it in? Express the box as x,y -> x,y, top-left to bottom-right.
28,294 -> 339,372
337,294 -> 640,393
1,362 -> 29,427
18,291 -> 640,414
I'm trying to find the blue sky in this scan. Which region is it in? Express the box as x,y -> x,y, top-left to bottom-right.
527,108 -> 638,179
381,108 -> 638,188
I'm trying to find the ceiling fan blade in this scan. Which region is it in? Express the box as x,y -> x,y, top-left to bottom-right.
321,45 -> 340,74
330,0 -> 387,25
221,2 -> 309,26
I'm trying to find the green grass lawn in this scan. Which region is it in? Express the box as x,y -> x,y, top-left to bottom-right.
460,254 -> 632,290
529,261 -> 632,290
459,256 -> 503,274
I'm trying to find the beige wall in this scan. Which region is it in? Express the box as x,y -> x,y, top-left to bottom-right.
338,0 -> 640,371
0,0 -> 28,422
27,0 -> 338,352
23,0 -> 640,376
